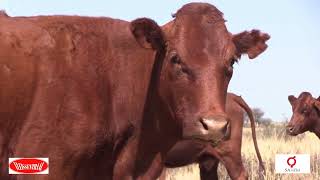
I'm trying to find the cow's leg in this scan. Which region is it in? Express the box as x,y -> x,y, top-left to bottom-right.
13,129 -> 84,180
202,142 -> 247,180
13,147 -> 79,180
114,138 -> 164,180
198,155 -> 219,180
113,136 -> 139,180
12,128 -> 76,180
136,152 -> 164,180
158,167 -> 167,180
219,154 -> 247,180
13,116 -> 98,180
213,143 -> 247,180
74,145 -> 114,180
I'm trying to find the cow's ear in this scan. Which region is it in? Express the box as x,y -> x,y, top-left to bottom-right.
130,18 -> 165,50
232,30 -> 270,59
288,95 -> 297,106
317,96 -> 320,101
314,101 -> 320,112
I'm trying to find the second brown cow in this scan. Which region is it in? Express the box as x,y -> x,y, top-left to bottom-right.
287,92 -> 320,138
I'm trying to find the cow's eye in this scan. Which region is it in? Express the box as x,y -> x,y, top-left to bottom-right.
171,55 -> 181,64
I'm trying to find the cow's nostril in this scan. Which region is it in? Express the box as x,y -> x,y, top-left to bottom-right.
287,126 -> 294,132
289,127 -> 294,132
199,119 -> 209,130
223,121 -> 230,135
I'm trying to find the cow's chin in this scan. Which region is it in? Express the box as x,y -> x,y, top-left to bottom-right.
287,131 -> 299,136
182,119 -> 230,146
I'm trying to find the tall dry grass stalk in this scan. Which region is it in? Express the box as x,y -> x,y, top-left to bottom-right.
164,124 -> 320,180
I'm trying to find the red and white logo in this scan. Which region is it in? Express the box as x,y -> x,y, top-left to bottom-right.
9,158 -> 49,174
287,156 -> 296,168
275,154 -> 310,173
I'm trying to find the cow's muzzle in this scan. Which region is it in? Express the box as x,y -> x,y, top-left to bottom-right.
286,125 -> 299,136
184,115 -> 230,146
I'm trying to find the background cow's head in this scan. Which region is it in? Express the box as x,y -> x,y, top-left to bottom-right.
287,92 -> 320,136
131,3 -> 270,144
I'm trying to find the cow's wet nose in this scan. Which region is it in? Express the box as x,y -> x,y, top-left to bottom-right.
199,115 -> 230,145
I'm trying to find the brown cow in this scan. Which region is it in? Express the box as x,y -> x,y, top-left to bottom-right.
0,3 -> 269,180
287,92 -> 320,138
160,93 -> 264,180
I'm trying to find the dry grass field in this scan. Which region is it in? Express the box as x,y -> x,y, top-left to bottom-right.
163,123 -> 320,180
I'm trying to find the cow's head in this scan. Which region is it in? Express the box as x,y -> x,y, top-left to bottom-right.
287,92 -> 320,136
130,3 -> 270,144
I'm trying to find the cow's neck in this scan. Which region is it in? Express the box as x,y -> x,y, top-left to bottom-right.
132,47 -> 180,176
140,46 -> 180,145
309,114 -> 320,138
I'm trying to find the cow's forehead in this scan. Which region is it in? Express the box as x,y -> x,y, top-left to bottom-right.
295,93 -> 314,110
175,2 -> 224,21
165,13 -> 232,64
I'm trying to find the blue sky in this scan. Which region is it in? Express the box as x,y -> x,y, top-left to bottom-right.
1,0 -> 319,121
